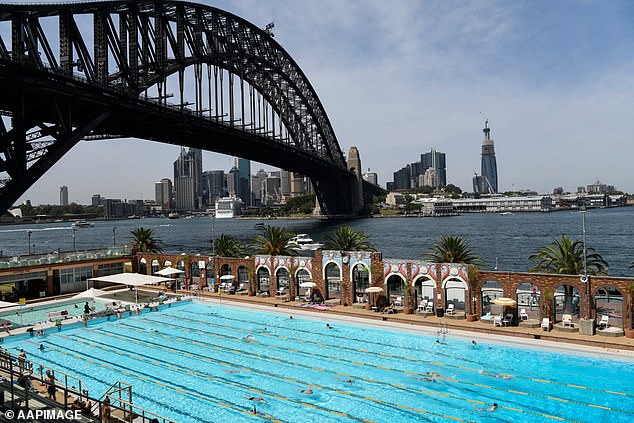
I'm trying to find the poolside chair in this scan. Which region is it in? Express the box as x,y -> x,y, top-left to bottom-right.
446,303 -> 455,316
425,301 -> 434,313
562,314 -> 572,327
416,301 -> 425,312
598,315 -> 609,330
519,309 -> 528,321
541,317 -> 550,331
395,296 -> 403,307
493,315 -> 503,327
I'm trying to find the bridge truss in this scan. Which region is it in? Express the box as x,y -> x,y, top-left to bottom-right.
0,1 -> 372,216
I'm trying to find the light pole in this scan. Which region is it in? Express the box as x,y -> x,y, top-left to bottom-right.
112,226 -> 117,247
580,205 -> 589,320
27,231 -> 32,255
211,213 -> 216,289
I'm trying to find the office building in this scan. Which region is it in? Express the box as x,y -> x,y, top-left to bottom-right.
60,186 -> 68,206
237,157 -> 251,206
154,178 -> 173,210
91,194 -> 101,207
174,147 -> 203,211
227,166 -> 240,198
203,170 -> 225,207
362,168 -> 378,185
280,170 -> 291,196
290,172 -> 304,197
421,148 -> 446,187
473,120 -> 498,194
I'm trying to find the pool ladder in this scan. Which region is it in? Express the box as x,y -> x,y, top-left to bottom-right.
437,321 -> 448,343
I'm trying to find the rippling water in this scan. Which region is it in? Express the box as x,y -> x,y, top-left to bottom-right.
1,207 -> 633,276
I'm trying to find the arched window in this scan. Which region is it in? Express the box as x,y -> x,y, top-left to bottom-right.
276,268 -> 290,296
352,264 -> 369,303
515,282 -> 540,320
295,269 -> 311,298
151,259 -> 160,275
481,280 -> 503,316
444,278 -> 467,314
139,258 -> 147,275
237,266 -> 248,290
324,262 -> 341,300
594,286 -> 623,330
414,277 -> 435,304
257,267 -> 270,295
386,274 -> 405,304
553,284 -> 580,323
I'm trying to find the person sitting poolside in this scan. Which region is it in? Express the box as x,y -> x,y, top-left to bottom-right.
383,301 -> 396,314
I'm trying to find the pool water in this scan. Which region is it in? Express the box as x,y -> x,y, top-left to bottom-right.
0,298 -> 112,327
5,301 -> 634,423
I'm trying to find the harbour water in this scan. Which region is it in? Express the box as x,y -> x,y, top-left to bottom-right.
1,207 -> 633,276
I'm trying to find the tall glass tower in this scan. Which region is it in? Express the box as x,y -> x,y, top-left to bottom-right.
474,120 -> 498,194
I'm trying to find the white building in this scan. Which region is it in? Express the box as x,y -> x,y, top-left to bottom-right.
452,196 -> 553,213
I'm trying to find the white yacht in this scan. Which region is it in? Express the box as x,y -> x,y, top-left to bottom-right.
71,220 -> 94,228
215,196 -> 243,219
287,234 -> 324,251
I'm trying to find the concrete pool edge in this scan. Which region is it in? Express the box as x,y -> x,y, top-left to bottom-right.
196,296 -> 634,362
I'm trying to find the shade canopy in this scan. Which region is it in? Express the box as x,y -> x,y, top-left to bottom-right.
365,286 -> 384,293
492,297 -> 517,306
72,288 -> 109,300
89,273 -> 172,287
220,275 -> 235,280
299,281 -> 317,288
155,268 -> 185,276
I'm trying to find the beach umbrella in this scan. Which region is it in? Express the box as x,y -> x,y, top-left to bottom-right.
299,281 -> 317,288
491,297 -> 516,306
220,275 -> 235,280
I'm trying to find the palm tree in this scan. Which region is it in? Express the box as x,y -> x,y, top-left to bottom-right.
423,235 -> 483,265
529,235 -> 608,315
251,226 -> 297,256
214,234 -> 246,258
323,226 -> 375,251
130,227 -> 163,253
528,235 -> 608,275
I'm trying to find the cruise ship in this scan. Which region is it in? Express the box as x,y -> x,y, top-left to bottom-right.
214,196 -> 244,219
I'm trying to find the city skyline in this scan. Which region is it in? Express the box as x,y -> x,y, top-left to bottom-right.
10,0 -> 634,205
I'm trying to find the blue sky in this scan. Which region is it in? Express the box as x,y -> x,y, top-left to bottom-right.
9,0 -> 634,205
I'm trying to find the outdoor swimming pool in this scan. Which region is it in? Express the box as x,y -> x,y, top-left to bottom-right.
4,300 -> 634,422
0,298 -> 112,327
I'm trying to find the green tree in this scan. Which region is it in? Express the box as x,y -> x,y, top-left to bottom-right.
251,226 -> 297,256
323,226 -> 375,251
528,235 -> 608,275
423,235 -> 483,265
130,227 -> 163,253
214,234 -> 246,258
529,235 -> 608,315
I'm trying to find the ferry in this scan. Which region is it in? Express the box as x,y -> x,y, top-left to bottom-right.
71,220 -> 94,228
167,213 -> 180,219
499,212 -> 513,215
287,234 -> 324,251
215,196 -> 243,219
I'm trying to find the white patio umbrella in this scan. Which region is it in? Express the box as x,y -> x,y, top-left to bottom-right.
220,275 -> 235,280
365,286 -> 384,306
491,297 -> 516,306
299,281 -> 317,288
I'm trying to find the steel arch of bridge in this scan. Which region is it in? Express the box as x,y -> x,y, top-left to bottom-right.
0,1 -> 374,216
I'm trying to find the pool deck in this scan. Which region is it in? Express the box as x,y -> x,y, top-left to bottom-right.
185,289 -> 634,357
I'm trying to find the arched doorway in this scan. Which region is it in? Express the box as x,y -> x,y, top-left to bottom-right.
553,284 -> 580,324
139,258 -> 147,275
324,262 -> 341,300
414,276 -> 435,309
295,268 -> 311,299
237,266 -> 248,291
444,278 -> 467,316
256,267 -> 270,295
151,259 -> 160,275
481,280 -> 503,316
386,274 -> 405,306
276,268 -> 290,296
594,286 -> 623,330
516,282 -> 540,320
190,262 -> 200,286
352,264 -> 370,303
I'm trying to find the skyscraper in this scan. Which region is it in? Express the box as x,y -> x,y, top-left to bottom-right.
237,157 -> 251,206
155,178 -> 173,210
473,120 -> 499,194
421,148 -> 446,187
59,186 -> 68,206
174,147 -> 203,211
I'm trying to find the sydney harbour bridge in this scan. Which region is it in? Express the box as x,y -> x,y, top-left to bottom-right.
0,1 -> 383,216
